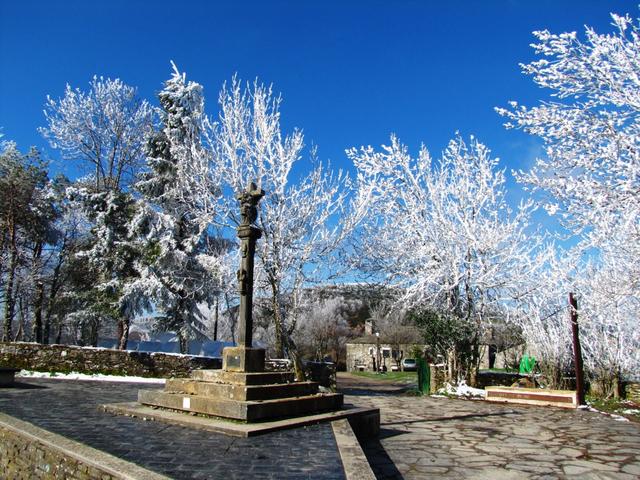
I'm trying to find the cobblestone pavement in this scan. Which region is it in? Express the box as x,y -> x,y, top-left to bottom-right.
338,373 -> 640,479
0,378 -> 345,480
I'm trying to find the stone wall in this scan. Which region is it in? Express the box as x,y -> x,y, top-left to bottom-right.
625,382 -> 640,402
0,342 -> 221,378
0,424 -> 117,479
0,412 -> 167,479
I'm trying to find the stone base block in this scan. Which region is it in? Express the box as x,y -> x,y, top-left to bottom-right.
165,378 -> 319,401
222,347 -> 265,372
103,402 -> 380,438
191,369 -> 294,385
138,389 -> 344,422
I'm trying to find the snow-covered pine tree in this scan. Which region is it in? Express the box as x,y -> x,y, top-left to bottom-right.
63,185 -> 142,347
133,63 -> 224,353
41,76 -> 153,348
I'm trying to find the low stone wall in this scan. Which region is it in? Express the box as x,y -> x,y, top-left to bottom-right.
0,424 -> 116,479
625,382 -> 640,402
0,412 -> 167,479
0,342 -> 220,378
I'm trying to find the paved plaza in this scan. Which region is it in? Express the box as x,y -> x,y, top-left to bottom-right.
338,373 -> 640,479
0,378 -> 345,479
1,374 -> 640,479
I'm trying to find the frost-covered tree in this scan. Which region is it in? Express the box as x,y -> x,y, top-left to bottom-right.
62,185 -> 142,347
0,144 -> 51,341
39,177 -> 85,344
496,11 -> 640,272
294,293 -> 364,365
576,261 -> 639,397
131,64 -> 225,353
349,135 -> 543,383
40,76 -> 155,348
41,76 -> 154,191
497,10 -> 640,394
212,78 -> 366,365
508,251 -> 575,388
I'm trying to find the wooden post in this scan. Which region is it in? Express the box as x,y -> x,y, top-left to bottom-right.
569,292 -> 586,405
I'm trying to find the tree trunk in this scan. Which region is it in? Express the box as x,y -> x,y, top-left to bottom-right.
224,293 -> 236,344
2,222 -> 18,341
43,245 -> 65,345
286,336 -> 306,381
271,283 -> 285,358
117,317 -> 130,350
30,241 -> 45,343
213,296 -> 219,341
14,294 -> 25,341
55,316 -> 63,344
178,329 -> 188,354
32,281 -> 45,343
89,318 -> 99,347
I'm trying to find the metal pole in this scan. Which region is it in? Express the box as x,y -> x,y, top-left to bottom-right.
569,292 -> 586,405
376,332 -> 380,373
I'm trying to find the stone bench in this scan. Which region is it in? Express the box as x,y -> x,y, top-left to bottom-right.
0,367 -> 20,387
485,386 -> 577,409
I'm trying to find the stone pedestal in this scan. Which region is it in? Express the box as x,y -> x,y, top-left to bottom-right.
137,364 -> 344,423
136,345 -> 345,424
222,347 -> 265,372
122,184 -> 379,435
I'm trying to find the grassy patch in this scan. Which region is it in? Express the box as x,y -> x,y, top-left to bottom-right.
351,371 -> 418,383
587,395 -> 640,422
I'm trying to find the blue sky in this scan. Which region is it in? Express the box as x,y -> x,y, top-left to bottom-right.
0,0 -> 636,206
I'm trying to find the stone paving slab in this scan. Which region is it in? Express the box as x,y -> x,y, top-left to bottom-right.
0,378 -> 347,479
341,381 -> 640,479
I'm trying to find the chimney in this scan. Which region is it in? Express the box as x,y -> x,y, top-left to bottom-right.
364,319 -> 373,335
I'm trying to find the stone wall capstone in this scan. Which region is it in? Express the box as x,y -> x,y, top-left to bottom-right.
0,342 -> 221,378
0,424 -> 118,480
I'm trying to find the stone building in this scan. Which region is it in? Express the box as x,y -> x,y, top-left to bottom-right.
345,334 -> 422,372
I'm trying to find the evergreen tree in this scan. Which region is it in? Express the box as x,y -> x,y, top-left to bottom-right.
133,64 -> 223,353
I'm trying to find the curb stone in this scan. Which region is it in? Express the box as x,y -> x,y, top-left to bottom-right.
332,419 -> 376,480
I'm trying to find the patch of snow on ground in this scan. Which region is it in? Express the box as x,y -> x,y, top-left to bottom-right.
439,381 -> 487,399
621,409 -> 640,415
585,405 -> 630,422
16,370 -> 166,384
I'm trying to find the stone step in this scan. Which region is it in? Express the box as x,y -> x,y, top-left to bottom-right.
485,386 -> 578,408
165,378 -> 319,401
138,389 -> 344,422
190,369 -> 295,385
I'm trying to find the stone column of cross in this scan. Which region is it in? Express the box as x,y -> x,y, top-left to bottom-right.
235,182 -> 265,348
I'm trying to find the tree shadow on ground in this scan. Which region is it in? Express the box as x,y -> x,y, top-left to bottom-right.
0,381 -> 48,390
338,387 -> 414,397
360,428 -> 406,480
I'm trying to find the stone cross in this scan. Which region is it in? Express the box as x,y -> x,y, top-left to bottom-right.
235,182 -> 264,348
